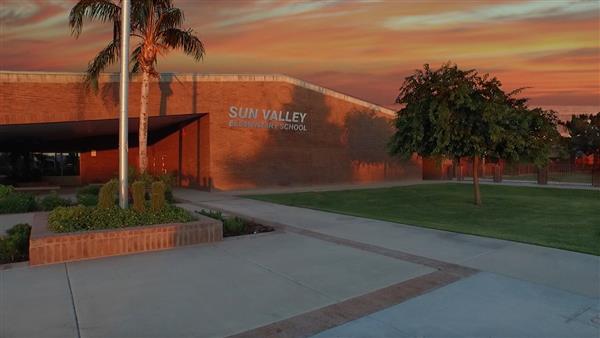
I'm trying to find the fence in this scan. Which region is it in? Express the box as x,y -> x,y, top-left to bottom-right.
454,158 -> 595,185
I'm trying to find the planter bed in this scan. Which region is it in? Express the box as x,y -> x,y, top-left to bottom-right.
194,209 -> 274,237
29,212 -> 222,266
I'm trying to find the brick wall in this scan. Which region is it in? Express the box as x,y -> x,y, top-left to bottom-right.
1,73 -> 422,190
29,212 -> 223,266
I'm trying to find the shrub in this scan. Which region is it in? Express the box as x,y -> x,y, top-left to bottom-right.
76,184 -> 100,206
138,172 -> 155,189
196,209 -> 224,221
223,217 -> 246,236
0,192 -> 37,214
196,209 -> 247,236
131,181 -> 146,212
151,181 -> 167,211
38,191 -> 71,211
77,193 -> 98,207
77,184 -> 100,196
48,205 -> 195,233
158,173 -> 175,202
98,179 -> 118,209
0,184 -> 14,198
0,223 -> 31,264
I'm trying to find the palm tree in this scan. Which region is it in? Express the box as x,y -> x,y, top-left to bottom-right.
70,0 -> 205,173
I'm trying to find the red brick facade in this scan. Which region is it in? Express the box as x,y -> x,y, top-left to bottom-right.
1,72 -> 421,190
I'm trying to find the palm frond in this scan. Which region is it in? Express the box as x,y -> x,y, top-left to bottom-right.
85,40 -> 120,89
69,0 -> 120,37
130,0 -> 151,32
160,28 -> 205,61
130,44 -> 143,75
157,7 -> 184,32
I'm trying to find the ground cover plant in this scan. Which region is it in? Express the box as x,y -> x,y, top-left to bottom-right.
196,209 -> 273,237
0,223 -> 31,264
48,180 -> 193,233
0,188 -> 36,214
48,204 -> 194,232
246,183 -> 600,255
76,184 -> 101,206
38,191 -> 72,211
0,184 -> 72,214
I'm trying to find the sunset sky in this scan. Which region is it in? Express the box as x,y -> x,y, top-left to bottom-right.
1,0 -> 598,116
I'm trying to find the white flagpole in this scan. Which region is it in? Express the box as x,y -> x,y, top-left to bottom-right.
118,0 -> 130,208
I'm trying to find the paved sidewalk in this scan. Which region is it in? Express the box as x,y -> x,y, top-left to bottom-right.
0,212 -> 35,234
312,272 -> 600,338
175,188 -> 600,298
0,230 -> 433,338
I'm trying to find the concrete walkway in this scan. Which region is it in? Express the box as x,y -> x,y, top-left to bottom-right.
0,212 -> 35,234
175,188 -> 600,298
1,229 -> 434,338
312,272 -> 600,338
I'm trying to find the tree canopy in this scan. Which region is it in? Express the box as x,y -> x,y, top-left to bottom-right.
564,113 -> 600,158
70,0 -> 205,88
389,63 -> 560,204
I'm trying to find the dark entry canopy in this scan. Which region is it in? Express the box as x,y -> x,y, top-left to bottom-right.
0,113 -> 203,152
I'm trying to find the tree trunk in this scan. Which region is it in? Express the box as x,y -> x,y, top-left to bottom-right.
493,160 -> 503,183
592,151 -> 600,187
473,155 -> 482,205
537,166 -> 548,185
139,71 -> 150,173
455,157 -> 464,181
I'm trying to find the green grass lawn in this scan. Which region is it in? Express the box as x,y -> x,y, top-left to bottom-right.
246,183 -> 600,255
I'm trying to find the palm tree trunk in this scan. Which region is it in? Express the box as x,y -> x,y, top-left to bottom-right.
473,155 -> 482,205
139,71 -> 150,173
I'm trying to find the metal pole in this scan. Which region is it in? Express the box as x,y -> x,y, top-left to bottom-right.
118,0 -> 130,208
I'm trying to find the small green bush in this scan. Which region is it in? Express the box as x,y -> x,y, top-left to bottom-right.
77,193 -> 98,207
0,192 -> 37,214
98,179 -> 118,209
197,209 -> 224,221
0,223 -> 31,264
131,181 -> 146,212
38,191 -> 71,211
196,209 -> 248,236
0,184 -> 14,198
138,172 -> 155,188
48,205 -> 195,233
158,173 -> 175,202
151,181 -> 167,211
77,184 -> 100,196
223,217 -> 246,236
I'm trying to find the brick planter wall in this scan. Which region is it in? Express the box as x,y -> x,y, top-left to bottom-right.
29,212 -> 222,266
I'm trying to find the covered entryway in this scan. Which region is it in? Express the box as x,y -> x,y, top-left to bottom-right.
0,113 -> 207,187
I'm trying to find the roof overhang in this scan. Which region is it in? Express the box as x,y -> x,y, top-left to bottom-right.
0,113 -> 203,152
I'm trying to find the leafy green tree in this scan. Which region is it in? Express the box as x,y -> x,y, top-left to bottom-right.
564,113 -> 600,185
70,0 -> 205,173
389,63 -> 559,205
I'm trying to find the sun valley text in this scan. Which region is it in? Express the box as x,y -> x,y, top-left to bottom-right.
228,106 -> 308,132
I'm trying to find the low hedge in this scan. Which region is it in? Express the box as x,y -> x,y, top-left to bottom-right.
76,184 -> 100,206
38,192 -> 72,211
196,209 -> 251,236
0,223 -> 31,264
48,205 -> 195,233
0,191 -> 37,214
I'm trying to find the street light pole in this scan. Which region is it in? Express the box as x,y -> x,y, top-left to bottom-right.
118,0 -> 131,208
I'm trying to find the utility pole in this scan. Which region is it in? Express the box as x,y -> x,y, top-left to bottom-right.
118,0 -> 130,208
